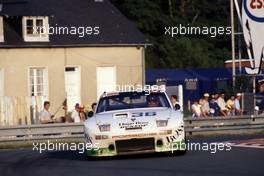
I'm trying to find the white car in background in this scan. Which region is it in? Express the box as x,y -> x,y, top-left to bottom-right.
84,91 -> 186,157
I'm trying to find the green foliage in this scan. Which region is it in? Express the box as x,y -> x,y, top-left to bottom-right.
111,0 -> 231,68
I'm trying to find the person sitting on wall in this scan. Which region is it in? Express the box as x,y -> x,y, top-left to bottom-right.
87,103 -> 97,118
217,92 -> 228,117
91,102 -> 97,113
191,100 -> 202,118
39,101 -> 55,124
256,79 -> 264,114
235,93 -> 242,116
226,95 -> 235,116
79,105 -> 86,122
209,93 -> 220,117
200,93 -> 210,117
71,103 -> 81,123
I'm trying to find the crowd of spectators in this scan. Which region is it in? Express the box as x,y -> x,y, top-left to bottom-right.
39,101 -> 97,124
191,92 -> 242,118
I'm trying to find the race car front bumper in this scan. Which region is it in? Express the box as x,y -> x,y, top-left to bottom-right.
85,127 -> 186,157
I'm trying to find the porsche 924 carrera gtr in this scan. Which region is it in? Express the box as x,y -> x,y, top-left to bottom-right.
84,91 -> 186,157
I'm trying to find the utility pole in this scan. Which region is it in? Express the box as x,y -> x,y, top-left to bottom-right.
230,0 -> 236,89
168,0 -> 173,18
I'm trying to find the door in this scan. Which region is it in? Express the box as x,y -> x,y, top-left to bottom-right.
96,67 -> 116,99
0,69 -> 3,96
29,68 -> 48,98
65,67 -> 81,112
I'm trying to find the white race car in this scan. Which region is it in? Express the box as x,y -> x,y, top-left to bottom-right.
84,91 -> 186,157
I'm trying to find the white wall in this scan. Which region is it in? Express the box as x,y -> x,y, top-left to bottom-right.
0,68 -> 4,96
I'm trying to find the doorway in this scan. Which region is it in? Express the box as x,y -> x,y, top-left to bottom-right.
65,67 -> 81,111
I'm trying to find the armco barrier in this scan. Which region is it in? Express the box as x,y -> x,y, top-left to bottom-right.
185,116 -> 264,135
0,116 -> 264,143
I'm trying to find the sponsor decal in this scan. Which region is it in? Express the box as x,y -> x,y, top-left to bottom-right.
119,121 -> 149,130
131,118 -> 136,122
166,129 -> 183,143
244,0 -> 264,22
131,112 -> 157,117
240,0 -> 264,74
112,133 -> 157,139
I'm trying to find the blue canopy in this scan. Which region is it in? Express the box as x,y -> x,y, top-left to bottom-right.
146,68 -> 232,84
146,68 -> 233,105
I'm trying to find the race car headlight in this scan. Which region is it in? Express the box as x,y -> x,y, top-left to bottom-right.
95,135 -> 109,140
159,130 -> 172,135
98,124 -> 111,132
156,120 -> 168,127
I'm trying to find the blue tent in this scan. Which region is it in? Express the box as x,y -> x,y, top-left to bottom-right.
146,68 -> 233,105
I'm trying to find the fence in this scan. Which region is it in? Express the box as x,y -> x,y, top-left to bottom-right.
0,116 -> 263,144
184,116 -> 264,135
0,96 -> 45,126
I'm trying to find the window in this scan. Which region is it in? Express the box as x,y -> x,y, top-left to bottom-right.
0,16 -> 3,42
96,67 -> 116,99
29,68 -> 48,97
96,92 -> 170,113
23,16 -> 49,42
26,19 -> 34,35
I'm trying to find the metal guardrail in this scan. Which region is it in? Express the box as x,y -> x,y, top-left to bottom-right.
0,116 -> 264,143
184,116 -> 264,135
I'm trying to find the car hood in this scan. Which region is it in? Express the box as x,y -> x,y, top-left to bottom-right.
91,107 -> 179,133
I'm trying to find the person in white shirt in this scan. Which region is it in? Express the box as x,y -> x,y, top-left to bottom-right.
192,100 -> 202,118
235,93 -> 242,115
39,101 -> 54,124
200,93 -> 210,117
217,93 -> 228,116
71,103 -> 81,123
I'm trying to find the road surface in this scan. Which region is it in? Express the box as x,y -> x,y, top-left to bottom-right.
0,135 -> 263,176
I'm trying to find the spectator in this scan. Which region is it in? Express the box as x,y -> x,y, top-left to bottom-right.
214,93 -> 219,100
217,93 -> 228,116
171,95 -> 180,109
200,93 -> 210,117
91,102 -> 97,112
39,101 -> 54,124
226,95 -> 235,116
79,105 -> 86,122
235,93 -> 242,115
191,100 -> 202,118
71,103 -> 81,123
88,102 -> 97,118
209,93 -> 220,117
256,79 -> 264,114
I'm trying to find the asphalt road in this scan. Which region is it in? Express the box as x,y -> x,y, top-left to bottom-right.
0,135 -> 263,176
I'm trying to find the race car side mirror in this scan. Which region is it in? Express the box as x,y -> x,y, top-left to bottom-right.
87,111 -> 94,118
175,104 -> 181,110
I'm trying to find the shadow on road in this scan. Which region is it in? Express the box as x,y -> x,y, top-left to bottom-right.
46,150 -> 187,162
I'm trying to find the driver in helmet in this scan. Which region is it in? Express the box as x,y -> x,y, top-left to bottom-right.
147,95 -> 159,107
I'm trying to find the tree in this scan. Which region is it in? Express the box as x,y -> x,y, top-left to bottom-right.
111,0 -> 231,69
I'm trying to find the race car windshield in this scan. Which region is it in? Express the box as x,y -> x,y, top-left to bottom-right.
96,92 -> 170,113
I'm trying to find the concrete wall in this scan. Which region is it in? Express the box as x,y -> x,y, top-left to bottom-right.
0,46 -> 144,115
